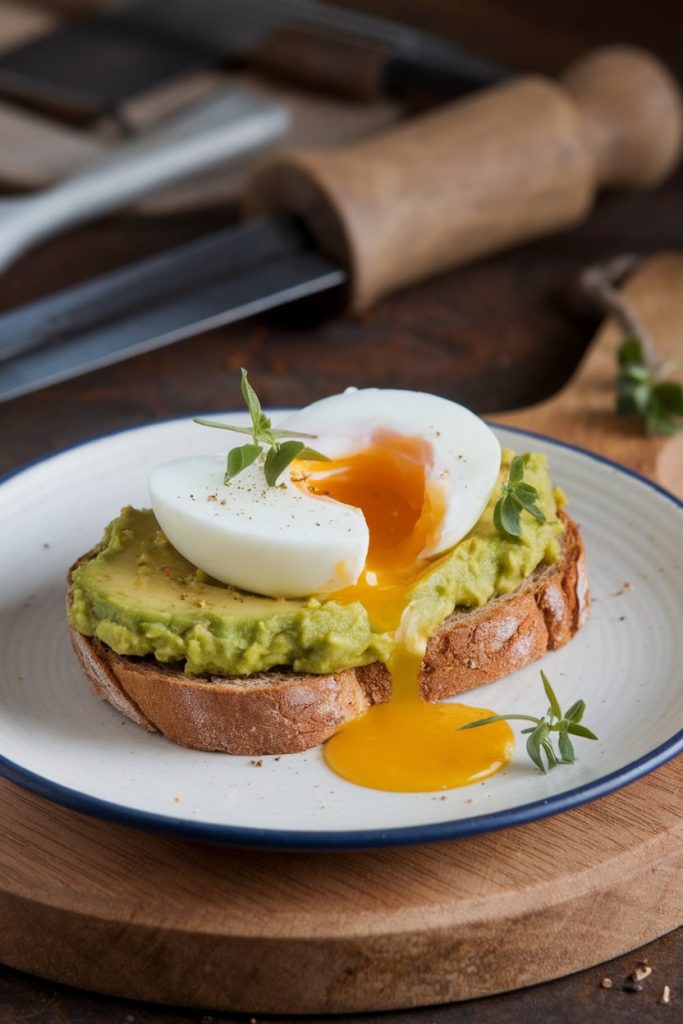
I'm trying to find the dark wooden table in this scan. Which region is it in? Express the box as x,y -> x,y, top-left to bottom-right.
0,1 -> 681,1021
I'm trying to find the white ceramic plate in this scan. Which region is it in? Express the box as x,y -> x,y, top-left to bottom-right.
0,416 -> 681,849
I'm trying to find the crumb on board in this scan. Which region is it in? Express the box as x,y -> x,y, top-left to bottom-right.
600,978 -> 613,989
622,959 -> 655,994
250,759 -> 263,767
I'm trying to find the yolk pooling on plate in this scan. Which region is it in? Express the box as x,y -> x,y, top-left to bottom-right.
295,433 -> 515,793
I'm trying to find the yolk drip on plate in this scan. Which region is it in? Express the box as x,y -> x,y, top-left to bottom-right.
296,433 -> 514,792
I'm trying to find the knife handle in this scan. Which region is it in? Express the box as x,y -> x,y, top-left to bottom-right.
248,46 -> 683,312
251,28 -> 388,102
251,27 -> 507,103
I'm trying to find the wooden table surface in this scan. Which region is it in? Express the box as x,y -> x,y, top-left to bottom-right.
0,1 -> 681,1021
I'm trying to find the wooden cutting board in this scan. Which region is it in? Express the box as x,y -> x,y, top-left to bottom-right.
0,255 -> 681,1015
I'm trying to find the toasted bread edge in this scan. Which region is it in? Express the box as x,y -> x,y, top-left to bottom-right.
69,512 -> 589,755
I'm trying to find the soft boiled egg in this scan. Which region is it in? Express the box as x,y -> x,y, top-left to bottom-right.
150,387 -> 514,792
150,389 -> 501,600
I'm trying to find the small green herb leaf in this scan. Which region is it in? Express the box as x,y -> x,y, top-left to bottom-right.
524,499 -> 546,522
459,713 -> 541,730
193,418 -> 255,436
498,493 -> 522,537
225,443 -> 262,482
508,455 -> 525,484
240,368 -> 265,429
564,699 -> 586,724
195,371 -> 328,486
541,670 -> 562,720
558,731 -> 575,764
512,482 -> 539,502
297,446 -> 331,462
513,482 -> 546,522
564,722 -> 598,741
492,496 -> 505,537
264,441 -> 305,486
270,428 -> 319,440
618,335 -> 645,368
616,338 -> 683,437
542,737 -> 559,770
458,671 -> 597,774
653,380 -> 683,416
493,455 -> 546,540
526,728 -> 546,773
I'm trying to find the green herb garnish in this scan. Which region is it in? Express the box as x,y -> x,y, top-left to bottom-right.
616,337 -> 683,437
493,454 -> 545,539
459,671 -> 598,773
195,369 -> 329,485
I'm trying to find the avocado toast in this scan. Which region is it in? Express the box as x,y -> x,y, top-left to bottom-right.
68,444 -> 589,757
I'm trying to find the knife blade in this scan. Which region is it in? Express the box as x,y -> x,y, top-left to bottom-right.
0,217 -> 346,403
0,45 -> 679,404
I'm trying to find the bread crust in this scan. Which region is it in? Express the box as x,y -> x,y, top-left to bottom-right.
69,512 -> 589,755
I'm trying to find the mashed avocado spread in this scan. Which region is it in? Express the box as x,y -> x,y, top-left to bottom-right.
69,451 -> 564,676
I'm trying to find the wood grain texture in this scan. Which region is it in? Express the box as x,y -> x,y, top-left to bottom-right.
498,252 -> 683,498
0,764 -> 681,1014
249,47 -> 682,310
0,256 -> 681,1014
2,931 -> 681,1024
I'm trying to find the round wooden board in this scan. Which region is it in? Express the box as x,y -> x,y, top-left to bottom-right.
0,254 -> 681,1015
0,762 -> 681,1015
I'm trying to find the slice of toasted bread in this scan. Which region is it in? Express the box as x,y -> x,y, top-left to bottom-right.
69,512 -> 589,755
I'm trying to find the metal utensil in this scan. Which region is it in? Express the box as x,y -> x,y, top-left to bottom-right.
0,89 -> 289,275
0,46 -> 680,403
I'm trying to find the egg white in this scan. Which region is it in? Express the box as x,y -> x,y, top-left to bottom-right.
149,389 -> 501,598
149,454 -> 368,597
280,388 -> 501,559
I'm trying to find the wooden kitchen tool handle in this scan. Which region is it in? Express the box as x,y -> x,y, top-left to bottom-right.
251,28 -> 388,102
248,46 -> 683,312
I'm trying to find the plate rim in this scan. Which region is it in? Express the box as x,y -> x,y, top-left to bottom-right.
1,415 -> 682,851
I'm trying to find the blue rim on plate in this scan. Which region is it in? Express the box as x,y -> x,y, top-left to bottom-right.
0,418 -> 681,851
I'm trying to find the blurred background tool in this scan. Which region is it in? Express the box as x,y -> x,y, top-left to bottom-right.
0,44 -> 679,402
0,89 -> 288,274
0,0 -> 509,122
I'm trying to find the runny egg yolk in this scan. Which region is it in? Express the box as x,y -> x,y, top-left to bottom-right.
295,433 -> 514,793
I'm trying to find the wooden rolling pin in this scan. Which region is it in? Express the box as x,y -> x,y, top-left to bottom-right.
249,46 -> 683,311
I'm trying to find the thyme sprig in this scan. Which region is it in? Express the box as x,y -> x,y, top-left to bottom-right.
576,255 -> 682,438
195,369 -> 329,486
493,455 -> 545,539
616,337 -> 683,437
459,671 -> 598,773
